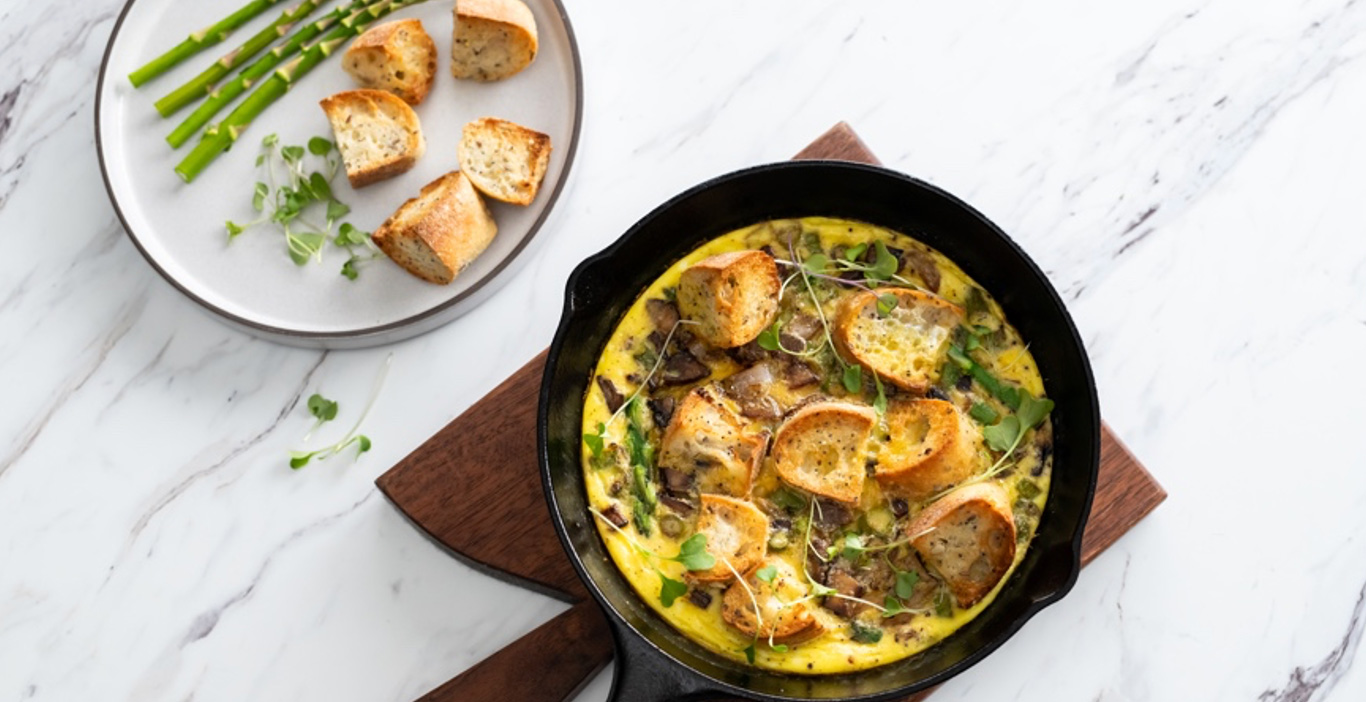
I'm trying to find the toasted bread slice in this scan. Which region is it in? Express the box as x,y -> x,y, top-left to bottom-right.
721,557 -> 824,646
451,0 -> 538,81
319,89 -> 425,188
907,482 -> 1016,608
835,288 -> 963,392
874,399 -> 982,500
688,495 -> 770,584
457,117 -> 552,206
772,402 -> 876,504
373,171 -> 498,285
343,19 -> 438,105
677,251 -> 781,349
658,388 -> 767,498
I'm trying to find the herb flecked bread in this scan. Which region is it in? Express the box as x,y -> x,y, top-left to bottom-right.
451,0 -> 539,82
319,89 -> 425,188
343,19 -> 438,105
372,171 -> 498,285
721,558 -> 825,645
677,250 -> 781,349
688,494 -> 770,584
835,287 -> 964,392
771,401 -> 876,504
874,399 -> 982,500
457,117 -> 552,206
658,388 -> 767,497
907,482 -> 1016,608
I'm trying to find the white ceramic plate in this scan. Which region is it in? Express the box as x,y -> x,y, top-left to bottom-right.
96,0 -> 582,348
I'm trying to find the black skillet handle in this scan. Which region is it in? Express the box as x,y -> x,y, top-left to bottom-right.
605,626 -> 719,702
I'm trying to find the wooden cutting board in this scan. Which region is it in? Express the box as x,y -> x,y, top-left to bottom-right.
376,123 -> 1167,702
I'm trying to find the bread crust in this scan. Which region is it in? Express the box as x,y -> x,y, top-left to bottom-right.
318,89 -> 424,188
676,250 -> 781,349
771,401 -> 876,504
343,19 -> 438,105
834,288 -> 964,392
874,399 -> 982,500
688,494 -> 770,584
457,117 -> 553,206
658,388 -> 767,498
721,557 -> 825,645
906,482 -> 1015,608
372,171 -> 498,285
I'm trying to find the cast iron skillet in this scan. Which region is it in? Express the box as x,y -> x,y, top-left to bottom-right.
540,161 -> 1099,701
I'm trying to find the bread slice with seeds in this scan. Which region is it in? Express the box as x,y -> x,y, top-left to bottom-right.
676,250 -> 781,349
457,117 -> 552,206
907,482 -> 1016,608
658,388 -> 767,498
771,401 -> 876,504
873,399 -> 982,500
721,557 -> 825,646
343,19 -> 438,105
835,287 -> 963,392
688,495 -> 770,584
319,89 -> 425,188
450,0 -> 539,82
372,171 -> 498,285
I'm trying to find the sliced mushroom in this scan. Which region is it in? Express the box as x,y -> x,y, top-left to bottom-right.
721,363 -> 783,419
661,350 -> 710,385
596,376 -> 625,413
645,298 -> 681,334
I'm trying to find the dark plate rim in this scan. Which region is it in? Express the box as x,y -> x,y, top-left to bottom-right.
540,160 -> 1100,701
94,0 -> 584,342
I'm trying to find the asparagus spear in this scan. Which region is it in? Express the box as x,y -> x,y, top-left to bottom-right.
175,0 -> 425,183
153,0 -> 326,118
165,0 -> 370,149
128,0 -> 290,87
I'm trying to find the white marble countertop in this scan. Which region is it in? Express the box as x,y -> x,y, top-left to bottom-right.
4,0 -> 1366,700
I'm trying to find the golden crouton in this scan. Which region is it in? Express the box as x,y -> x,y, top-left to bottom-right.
835,288 -> 963,392
658,388 -> 767,497
677,251 -> 781,348
721,557 -> 825,645
771,401 -> 876,504
907,482 -> 1016,608
688,494 -> 770,584
873,399 -> 982,500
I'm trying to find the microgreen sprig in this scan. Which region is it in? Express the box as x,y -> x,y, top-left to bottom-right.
289,354 -> 390,470
226,134 -> 378,280
591,510 -> 716,607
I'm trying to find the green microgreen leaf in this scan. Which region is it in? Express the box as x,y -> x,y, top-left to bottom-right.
842,364 -> 862,393
983,416 -> 1021,453
872,374 -> 887,415
307,393 -> 338,422
583,431 -> 604,458
844,243 -> 868,261
1016,391 -> 1055,431
769,487 -> 808,513
883,595 -> 908,618
262,133 -> 279,148
770,644 -> 789,653
225,220 -> 245,241
356,435 -> 371,454
670,534 -> 716,571
743,643 -> 757,664
307,136 -> 333,156
934,589 -> 954,618
840,533 -> 866,560
757,322 -> 782,352
335,223 -> 369,247
281,145 -> 305,163
804,253 -> 830,275
969,402 -> 999,424
287,231 -> 326,266
327,199 -> 351,224
252,182 -> 268,212
659,574 -> 688,608
308,172 -> 332,201
340,256 -> 360,280
870,241 -> 899,280
756,565 -> 778,583
850,620 -> 883,644
876,293 -> 899,317
288,450 -> 316,469
896,570 -> 920,600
